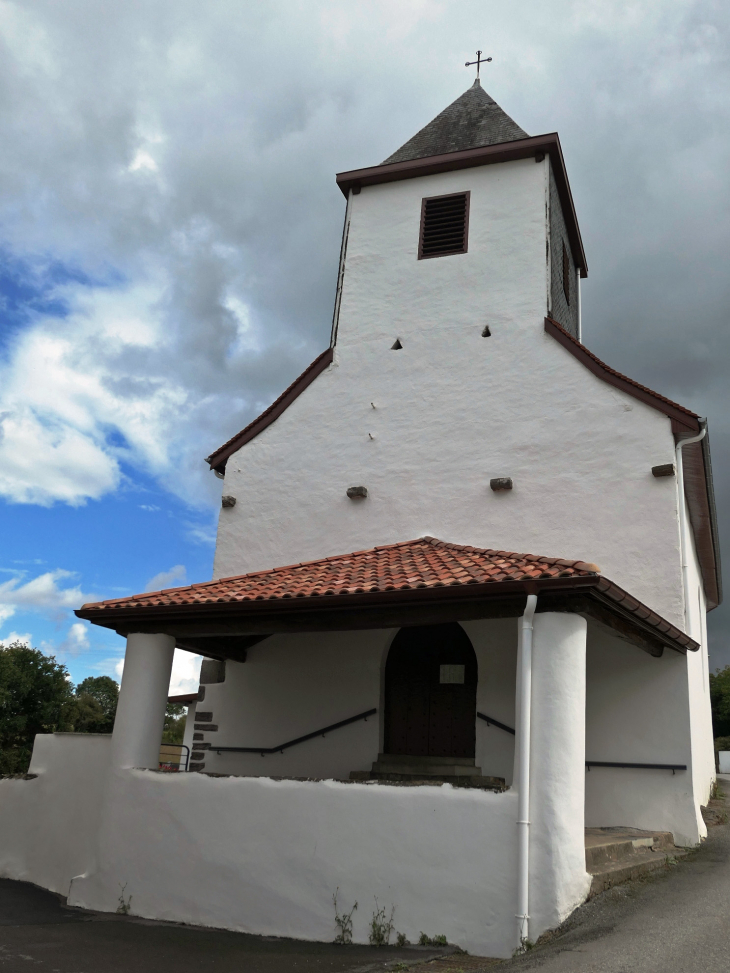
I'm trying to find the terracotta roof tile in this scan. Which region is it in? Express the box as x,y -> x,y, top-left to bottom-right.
79,537 -> 600,612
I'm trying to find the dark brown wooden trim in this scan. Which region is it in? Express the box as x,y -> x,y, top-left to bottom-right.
76,573 -> 697,655
417,191 -> 470,260
337,133 -> 588,277
544,316 -> 720,609
205,348 -> 334,472
544,318 -> 699,432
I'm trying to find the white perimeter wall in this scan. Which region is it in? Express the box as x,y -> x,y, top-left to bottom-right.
0,733 -> 110,897
199,619 -> 517,783
585,621 -> 704,846
1,731 -> 533,958
212,159 -> 685,630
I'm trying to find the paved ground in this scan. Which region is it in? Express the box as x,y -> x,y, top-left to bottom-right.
499,776 -> 730,973
2,781 -> 730,972
0,880 -> 453,973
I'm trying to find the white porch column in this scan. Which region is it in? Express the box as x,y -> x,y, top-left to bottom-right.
528,612 -> 590,938
111,633 -> 175,770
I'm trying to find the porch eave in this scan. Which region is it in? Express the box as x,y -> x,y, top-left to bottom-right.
75,574 -> 698,659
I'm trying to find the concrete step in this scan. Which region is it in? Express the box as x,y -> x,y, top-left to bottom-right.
371,754 -> 482,778
349,770 -> 506,790
585,826 -> 686,896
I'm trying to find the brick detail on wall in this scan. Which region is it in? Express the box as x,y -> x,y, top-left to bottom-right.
189,761 -> 206,772
193,732 -> 204,742
194,723 -> 218,732
195,712 -> 213,723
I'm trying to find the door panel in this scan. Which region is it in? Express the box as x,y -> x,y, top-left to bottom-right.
384,623 -> 477,758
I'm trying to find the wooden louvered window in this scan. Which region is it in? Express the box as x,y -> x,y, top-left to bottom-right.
418,191 -> 470,260
562,241 -> 571,305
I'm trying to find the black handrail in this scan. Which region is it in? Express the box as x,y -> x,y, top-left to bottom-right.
213,708 -> 377,756
476,716 -> 685,774
586,761 -> 686,774
477,712 -> 515,735
159,743 -> 190,772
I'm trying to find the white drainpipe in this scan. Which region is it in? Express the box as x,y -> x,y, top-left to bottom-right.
516,592 -> 538,947
675,424 -> 707,634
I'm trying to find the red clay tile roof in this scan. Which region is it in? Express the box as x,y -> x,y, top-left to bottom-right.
80,537 -> 600,611
206,348 -> 334,472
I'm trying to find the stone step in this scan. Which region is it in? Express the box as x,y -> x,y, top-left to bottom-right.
349,770 -> 506,791
585,826 -> 686,896
371,754 -> 483,778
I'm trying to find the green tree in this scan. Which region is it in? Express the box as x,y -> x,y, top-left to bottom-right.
74,675 -> 119,733
0,642 -> 76,774
162,703 -> 187,745
710,665 -> 730,743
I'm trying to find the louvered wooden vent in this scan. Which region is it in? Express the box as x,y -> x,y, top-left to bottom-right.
418,192 -> 470,260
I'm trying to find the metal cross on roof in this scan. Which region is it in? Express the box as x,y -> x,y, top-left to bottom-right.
465,50 -> 492,79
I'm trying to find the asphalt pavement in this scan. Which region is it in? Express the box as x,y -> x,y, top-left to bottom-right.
500,776 -> 730,972
0,879 -> 452,973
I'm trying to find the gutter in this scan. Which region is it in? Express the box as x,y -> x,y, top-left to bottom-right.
516,593 -> 538,949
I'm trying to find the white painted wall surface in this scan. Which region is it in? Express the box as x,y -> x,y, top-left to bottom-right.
523,613 -> 591,934
584,621 -> 703,846
683,509 -> 716,809
719,753 -> 730,774
68,770 -> 524,956
213,159 -> 685,630
0,733 -> 110,897
199,619 -> 517,783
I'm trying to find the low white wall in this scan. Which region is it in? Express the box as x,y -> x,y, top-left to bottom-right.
0,733 -> 111,897
718,753 -> 730,774
584,622 -> 702,846
70,769 -> 521,958
201,620 -> 518,783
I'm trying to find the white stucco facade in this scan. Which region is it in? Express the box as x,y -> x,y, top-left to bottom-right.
213,159 -> 685,632
0,89 -> 718,960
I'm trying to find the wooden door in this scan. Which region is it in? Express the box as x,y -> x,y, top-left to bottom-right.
384,623 -> 477,758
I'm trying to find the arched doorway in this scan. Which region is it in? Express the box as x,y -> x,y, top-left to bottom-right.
384,623 -> 477,759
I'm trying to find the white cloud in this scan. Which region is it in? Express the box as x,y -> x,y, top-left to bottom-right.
114,647 -> 202,697
2,631 -> 31,646
145,564 -> 186,592
169,649 -> 203,696
58,621 -> 90,656
0,569 -> 93,627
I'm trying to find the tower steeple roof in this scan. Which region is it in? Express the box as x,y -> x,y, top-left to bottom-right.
383,79 -> 529,165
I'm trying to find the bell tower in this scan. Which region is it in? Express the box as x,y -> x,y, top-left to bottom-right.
332,80 -> 586,350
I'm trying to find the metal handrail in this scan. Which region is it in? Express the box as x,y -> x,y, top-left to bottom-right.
477,711 -> 516,735
159,743 -> 190,772
476,715 -> 685,774
213,708 -> 377,756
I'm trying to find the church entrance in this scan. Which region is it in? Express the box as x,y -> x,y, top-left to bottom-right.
384,623 -> 477,758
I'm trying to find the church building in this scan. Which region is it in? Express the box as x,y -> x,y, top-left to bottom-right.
0,79 -> 721,959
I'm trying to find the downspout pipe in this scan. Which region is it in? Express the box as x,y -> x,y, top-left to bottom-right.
675,423 -> 707,634
516,592 -> 538,948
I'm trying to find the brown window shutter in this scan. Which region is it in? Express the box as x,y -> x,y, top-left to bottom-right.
419,192 -> 470,259
562,241 -> 571,305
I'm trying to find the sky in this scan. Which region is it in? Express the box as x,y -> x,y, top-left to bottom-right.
0,0 -> 729,690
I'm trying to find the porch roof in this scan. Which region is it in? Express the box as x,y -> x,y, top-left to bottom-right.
76,537 -> 698,659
